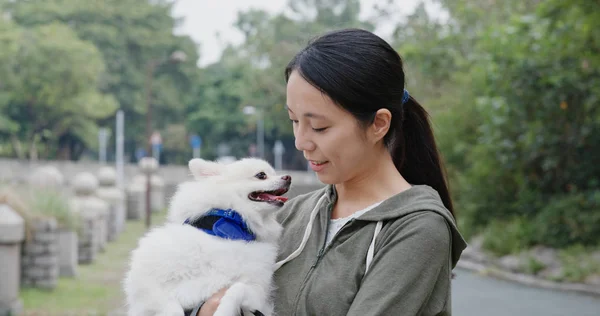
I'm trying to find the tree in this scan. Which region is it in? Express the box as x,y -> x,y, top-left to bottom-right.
3,0 -> 200,159
0,19 -> 117,160
453,0 -> 600,247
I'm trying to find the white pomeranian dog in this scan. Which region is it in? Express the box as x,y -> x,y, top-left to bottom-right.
123,158 -> 291,316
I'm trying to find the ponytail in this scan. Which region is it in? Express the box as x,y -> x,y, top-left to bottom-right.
392,96 -> 454,217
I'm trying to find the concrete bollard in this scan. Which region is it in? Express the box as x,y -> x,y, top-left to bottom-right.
96,166 -> 126,240
56,228 -> 78,278
138,157 -> 165,213
27,165 -> 65,188
27,165 -> 78,278
0,204 -> 25,316
130,175 -> 165,215
70,172 -> 109,262
21,217 -> 59,290
126,181 -> 145,221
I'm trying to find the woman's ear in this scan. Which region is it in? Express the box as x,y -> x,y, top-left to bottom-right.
369,108 -> 392,143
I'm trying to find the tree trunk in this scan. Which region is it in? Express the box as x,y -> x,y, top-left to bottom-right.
57,134 -> 72,160
10,135 -> 25,159
29,134 -> 40,161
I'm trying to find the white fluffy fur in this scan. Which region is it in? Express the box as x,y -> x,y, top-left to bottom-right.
123,158 -> 290,316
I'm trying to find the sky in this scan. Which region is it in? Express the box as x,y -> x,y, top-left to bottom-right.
171,0 -> 442,66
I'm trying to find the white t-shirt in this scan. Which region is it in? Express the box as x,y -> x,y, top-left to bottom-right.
325,201 -> 382,247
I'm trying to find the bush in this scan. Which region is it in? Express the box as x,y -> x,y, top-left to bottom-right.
531,191 -> 600,248
1,184 -> 80,233
28,187 -> 80,232
449,3 -> 600,249
481,217 -> 533,256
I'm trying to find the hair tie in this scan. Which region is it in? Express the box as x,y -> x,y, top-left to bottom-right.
402,89 -> 410,105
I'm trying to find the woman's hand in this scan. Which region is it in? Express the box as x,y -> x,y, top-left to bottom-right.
197,288 -> 228,316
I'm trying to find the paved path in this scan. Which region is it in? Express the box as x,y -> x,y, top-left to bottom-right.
452,268 -> 600,316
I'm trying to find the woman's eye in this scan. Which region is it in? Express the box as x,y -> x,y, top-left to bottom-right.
312,127 -> 328,132
289,119 -> 299,124
255,172 -> 267,180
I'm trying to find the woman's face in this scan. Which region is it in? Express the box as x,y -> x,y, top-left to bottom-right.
286,70 -> 386,185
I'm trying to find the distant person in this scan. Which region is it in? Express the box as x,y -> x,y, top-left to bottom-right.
194,28 -> 467,316
135,148 -> 146,162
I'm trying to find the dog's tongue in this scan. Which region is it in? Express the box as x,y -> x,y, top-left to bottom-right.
258,193 -> 288,203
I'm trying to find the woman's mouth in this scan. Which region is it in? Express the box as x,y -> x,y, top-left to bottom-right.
309,160 -> 329,172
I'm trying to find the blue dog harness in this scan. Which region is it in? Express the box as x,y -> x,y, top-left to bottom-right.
183,208 -> 256,242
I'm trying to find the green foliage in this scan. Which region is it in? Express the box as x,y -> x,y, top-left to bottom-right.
481,217 -> 533,256
557,244 -> 600,283
523,256 -> 546,275
0,184 -> 79,240
531,191 -> 600,248
1,0 -> 199,160
0,19 -> 118,159
427,0 -> 600,249
27,187 -> 80,232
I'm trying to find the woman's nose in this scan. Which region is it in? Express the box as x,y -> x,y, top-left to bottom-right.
294,132 -> 315,152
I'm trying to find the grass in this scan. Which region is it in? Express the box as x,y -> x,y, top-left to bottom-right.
557,244 -> 600,283
20,211 -> 167,316
522,256 -> 546,275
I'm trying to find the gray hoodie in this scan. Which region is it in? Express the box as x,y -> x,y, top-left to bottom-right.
272,184 -> 467,316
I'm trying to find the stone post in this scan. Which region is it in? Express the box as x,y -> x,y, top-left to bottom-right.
96,166 -> 126,240
56,228 -> 78,278
152,174 -> 166,212
138,157 -> 165,213
70,172 -> 109,263
27,165 -> 78,277
27,165 -> 65,188
0,204 -> 25,316
126,181 -> 145,221
21,218 -> 59,289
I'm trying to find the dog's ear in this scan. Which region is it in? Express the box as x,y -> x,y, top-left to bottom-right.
188,158 -> 223,179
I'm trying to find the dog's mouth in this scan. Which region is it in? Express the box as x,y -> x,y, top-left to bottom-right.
248,187 -> 289,207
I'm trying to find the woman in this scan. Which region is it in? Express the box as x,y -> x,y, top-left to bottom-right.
196,28 -> 466,316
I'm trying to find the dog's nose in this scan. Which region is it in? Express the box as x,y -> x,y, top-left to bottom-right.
281,175 -> 291,182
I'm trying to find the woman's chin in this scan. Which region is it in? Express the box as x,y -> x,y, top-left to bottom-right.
314,172 -> 338,185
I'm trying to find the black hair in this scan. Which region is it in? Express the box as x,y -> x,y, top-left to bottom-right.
285,28 -> 454,216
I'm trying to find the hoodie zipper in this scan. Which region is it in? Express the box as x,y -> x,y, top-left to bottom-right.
291,201 -> 333,314
292,199 -> 358,314
313,218 -> 356,267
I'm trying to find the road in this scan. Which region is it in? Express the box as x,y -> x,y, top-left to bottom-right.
452,268 -> 600,316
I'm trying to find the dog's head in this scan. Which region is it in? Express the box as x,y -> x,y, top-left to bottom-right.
167,158 -> 291,242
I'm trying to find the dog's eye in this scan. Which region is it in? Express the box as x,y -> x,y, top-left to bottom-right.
255,172 -> 267,180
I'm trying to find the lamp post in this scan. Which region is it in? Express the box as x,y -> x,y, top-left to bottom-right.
115,110 -> 124,190
144,50 -> 187,228
243,105 -> 264,159
98,128 -> 109,164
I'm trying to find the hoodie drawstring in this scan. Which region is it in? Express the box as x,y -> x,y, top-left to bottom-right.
365,220 -> 383,274
274,194 -> 383,275
274,194 -> 328,271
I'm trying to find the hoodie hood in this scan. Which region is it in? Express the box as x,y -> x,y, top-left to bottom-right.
321,184 -> 467,268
